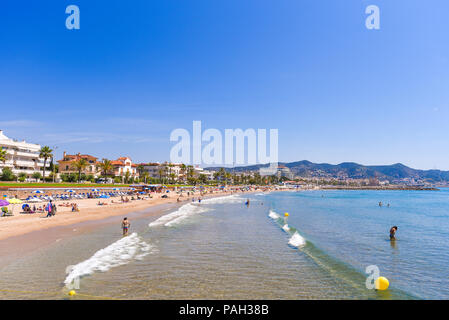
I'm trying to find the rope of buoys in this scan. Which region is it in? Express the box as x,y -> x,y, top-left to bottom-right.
0,288 -> 121,300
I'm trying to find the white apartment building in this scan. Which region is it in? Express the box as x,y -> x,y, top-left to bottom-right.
141,162 -> 163,179
194,166 -> 215,180
0,130 -> 50,175
141,162 -> 184,180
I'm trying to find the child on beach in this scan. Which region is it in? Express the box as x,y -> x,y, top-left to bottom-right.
122,217 -> 130,236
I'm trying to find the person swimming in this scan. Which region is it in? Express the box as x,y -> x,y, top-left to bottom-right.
389,226 -> 398,240
122,217 -> 130,236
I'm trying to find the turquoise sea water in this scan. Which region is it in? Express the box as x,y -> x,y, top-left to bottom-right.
266,189 -> 449,299
1,190 -> 448,299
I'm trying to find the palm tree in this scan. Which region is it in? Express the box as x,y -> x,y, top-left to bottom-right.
141,171 -> 150,184
124,170 -> 131,184
169,172 -> 177,184
180,164 -> 187,183
158,168 -> 165,184
0,148 -> 7,164
97,158 -> 113,177
39,146 -> 53,182
71,158 -> 89,183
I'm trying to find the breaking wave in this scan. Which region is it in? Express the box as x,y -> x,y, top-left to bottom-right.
64,233 -> 154,287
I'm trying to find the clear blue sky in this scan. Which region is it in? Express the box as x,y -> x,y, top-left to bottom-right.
0,0 -> 448,169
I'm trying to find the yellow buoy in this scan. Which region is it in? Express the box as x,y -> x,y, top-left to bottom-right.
284,213 -> 289,217
68,290 -> 76,296
375,277 -> 389,290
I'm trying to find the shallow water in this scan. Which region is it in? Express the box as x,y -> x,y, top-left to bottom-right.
1,191 -> 447,299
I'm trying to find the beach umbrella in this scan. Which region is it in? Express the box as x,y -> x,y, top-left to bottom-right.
112,188 -> 120,190
27,197 -> 42,203
7,198 -> 22,215
32,190 -> 45,194
0,200 -> 9,206
91,189 -> 100,192
8,198 -> 23,204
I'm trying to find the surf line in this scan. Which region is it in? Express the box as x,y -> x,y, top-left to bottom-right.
268,210 -> 306,248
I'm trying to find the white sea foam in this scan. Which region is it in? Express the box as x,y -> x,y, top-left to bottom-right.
149,203 -> 208,227
201,194 -> 243,204
268,210 -> 280,219
64,233 -> 154,287
288,232 -> 306,248
282,224 -> 290,232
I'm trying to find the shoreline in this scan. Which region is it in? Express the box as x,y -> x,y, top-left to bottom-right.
0,189 -> 258,242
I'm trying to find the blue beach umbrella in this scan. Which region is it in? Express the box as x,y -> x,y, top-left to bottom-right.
65,190 -> 75,193
32,190 -> 45,194
91,189 -> 100,192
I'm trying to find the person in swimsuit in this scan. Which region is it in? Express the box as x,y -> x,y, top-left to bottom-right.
122,217 -> 130,236
389,226 -> 398,240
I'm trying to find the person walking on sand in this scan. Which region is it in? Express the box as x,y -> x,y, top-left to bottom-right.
46,201 -> 53,218
122,217 -> 130,236
390,226 -> 398,240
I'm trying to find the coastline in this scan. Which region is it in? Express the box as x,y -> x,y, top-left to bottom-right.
0,189 -> 257,242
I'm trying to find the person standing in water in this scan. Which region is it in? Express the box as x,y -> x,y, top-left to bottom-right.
122,217 -> 130,236
245,199 -> 250,207
389,226 -> 398,240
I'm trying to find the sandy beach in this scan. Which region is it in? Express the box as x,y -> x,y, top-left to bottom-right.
0,189 -> 261,241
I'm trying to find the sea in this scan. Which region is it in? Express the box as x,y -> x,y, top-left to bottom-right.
1,189 -> 449,300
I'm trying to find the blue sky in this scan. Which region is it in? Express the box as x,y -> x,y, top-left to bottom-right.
0,0 -> 448,169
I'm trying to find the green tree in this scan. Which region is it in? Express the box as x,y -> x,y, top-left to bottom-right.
97,158 -> 113,177
18,172 -> 27,182
141,171 -> 150,184
180,164 -> 187,183
71,158 -> 89,183
39,146 -> 53,182
1,168 -> 16,181
158,167 -> 165,184
32,171 -> 42,181
198,174 -> 207,184
124,170 -> 131,184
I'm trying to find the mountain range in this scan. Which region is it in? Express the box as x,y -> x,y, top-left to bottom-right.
207,161 -> 449,183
